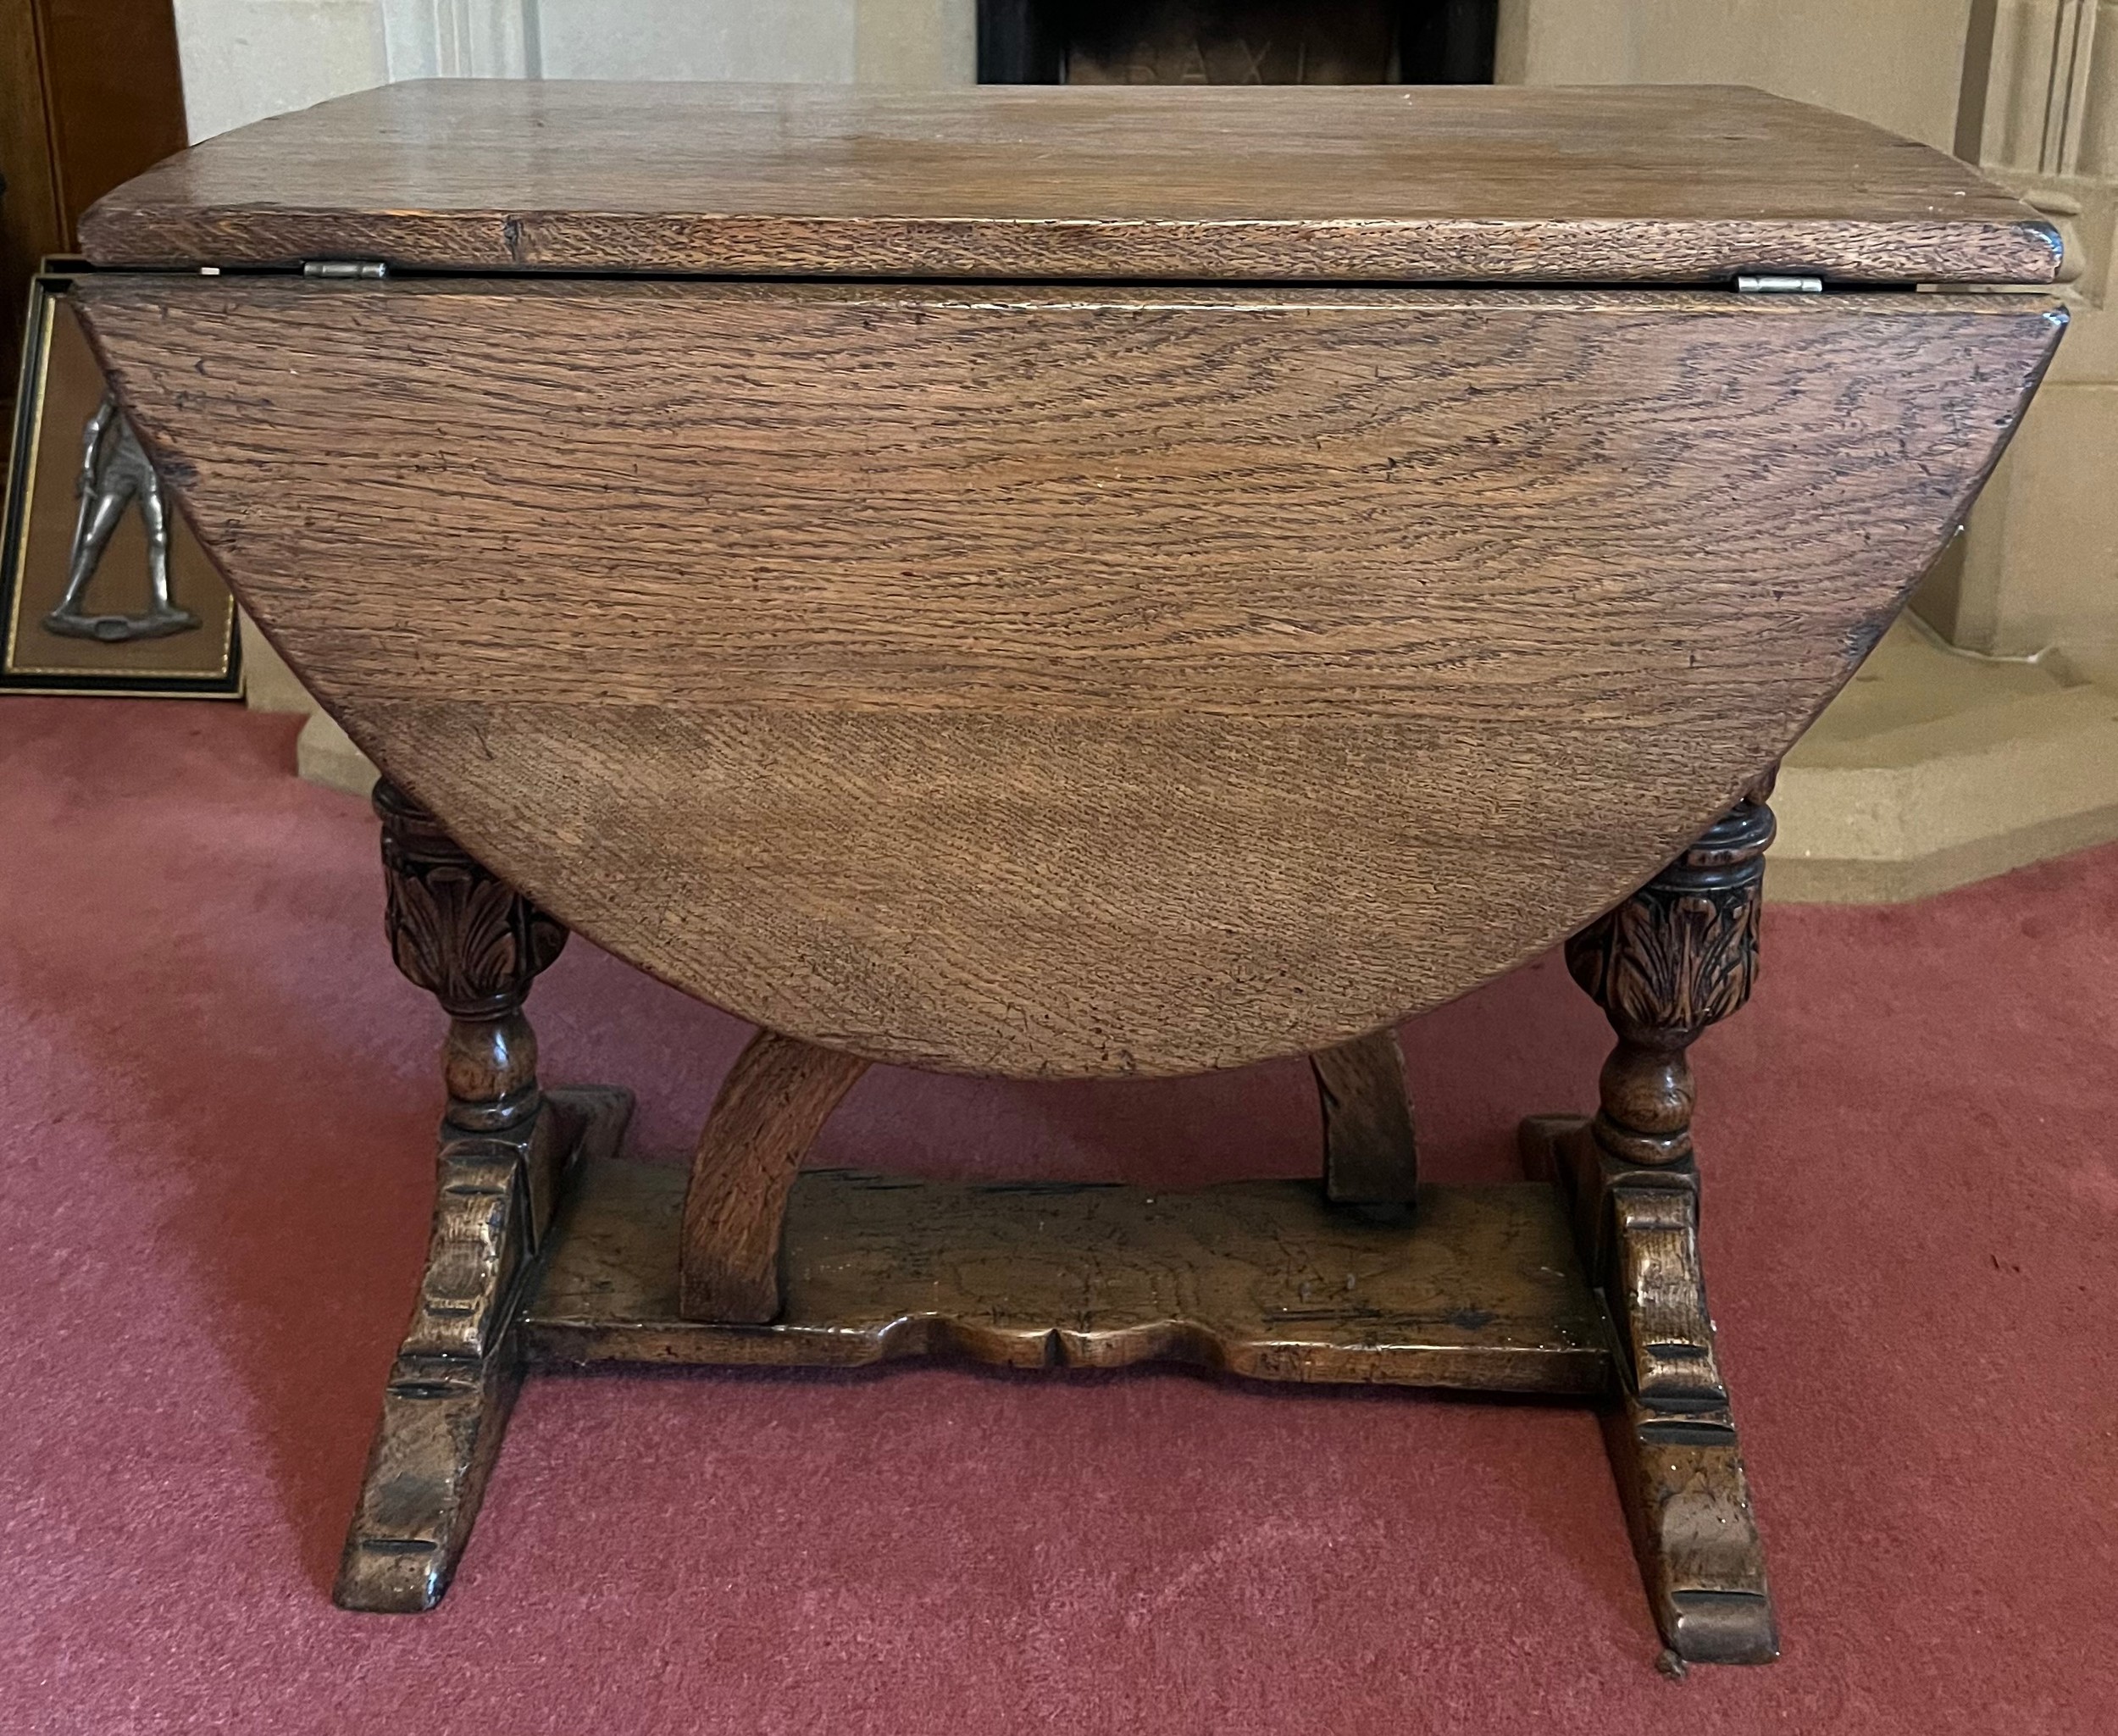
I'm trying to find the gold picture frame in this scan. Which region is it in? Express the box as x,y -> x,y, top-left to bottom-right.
1,262 -> 241,696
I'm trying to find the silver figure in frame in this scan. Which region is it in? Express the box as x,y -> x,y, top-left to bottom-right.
42,389 -> 197,642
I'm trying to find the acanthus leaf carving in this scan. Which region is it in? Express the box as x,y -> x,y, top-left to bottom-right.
1568,797 -> 1772,1043
1566,793 -> 1774,1168
375,780 -> 566,1018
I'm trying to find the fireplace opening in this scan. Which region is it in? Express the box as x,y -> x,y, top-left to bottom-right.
977,1 -> 1498,86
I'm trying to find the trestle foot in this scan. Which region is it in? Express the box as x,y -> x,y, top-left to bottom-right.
335,1087 -> 630,1611
1526,781 -> 1782,1666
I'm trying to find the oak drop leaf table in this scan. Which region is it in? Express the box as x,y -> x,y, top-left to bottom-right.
74,80 -> 2065,1665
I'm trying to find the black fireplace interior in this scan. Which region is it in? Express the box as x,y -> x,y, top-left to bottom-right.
978,1 -> 1498,86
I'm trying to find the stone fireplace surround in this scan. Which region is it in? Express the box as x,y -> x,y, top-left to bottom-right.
973,1 -> 1495,86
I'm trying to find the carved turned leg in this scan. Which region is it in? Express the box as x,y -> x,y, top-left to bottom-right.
335,781 -> 628,1613
1529,784 -> 1779,1666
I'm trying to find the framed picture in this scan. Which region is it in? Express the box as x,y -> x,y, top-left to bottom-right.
1,262 -> 241,696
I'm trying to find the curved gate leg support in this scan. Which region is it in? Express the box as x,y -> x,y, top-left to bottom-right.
1311,1026 -> 1418,1218
1525,779 -> 1780,1666
335,781 -> 629,1613
679,1029 -> 871,1323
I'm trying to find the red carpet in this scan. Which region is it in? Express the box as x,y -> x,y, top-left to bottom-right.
3,696 -> 2114,1733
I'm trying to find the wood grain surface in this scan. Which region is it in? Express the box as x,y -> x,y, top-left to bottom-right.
78,80 -> 2059,284
679,1029 -> 869,1323
1311,1028 -> 1418,1208
528,1158 -> 1611,1392
74,275 -> 2063,1076
335,1085 -> 631,1613
1522,1114 -> 1777,1665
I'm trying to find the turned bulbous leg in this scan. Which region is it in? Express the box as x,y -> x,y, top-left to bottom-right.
336,781 -> 602,1613
1565,790 -> 1773,1168
1531,777 -> 1780,1666
375,779 -> 567,1132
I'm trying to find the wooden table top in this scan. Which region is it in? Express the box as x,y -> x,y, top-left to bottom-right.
75,275 -> 2064,1074
71,83 -> 2067,1073
81,80 -> 2058,284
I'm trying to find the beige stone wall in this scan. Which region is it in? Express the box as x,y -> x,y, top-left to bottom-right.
1975,0 -> 2118,175
1495,0 -> 1974,148
1915,230 -> 2118,684
174,1 -> 975,143
1920,3 -> 2118,685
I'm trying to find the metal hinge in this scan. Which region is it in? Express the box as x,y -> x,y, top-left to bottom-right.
1735,274 -> 1823,293
303,259 -> 387,280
